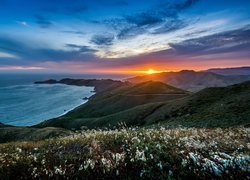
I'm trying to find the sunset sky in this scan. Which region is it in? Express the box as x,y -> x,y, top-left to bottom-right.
0,0 -> 250,74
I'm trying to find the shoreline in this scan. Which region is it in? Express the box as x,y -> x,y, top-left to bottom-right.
1,78 -> 127,127
0,83 -> 95,127
58,91 -> 95,117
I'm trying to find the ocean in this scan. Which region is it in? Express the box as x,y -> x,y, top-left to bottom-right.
0,74 -> 99,126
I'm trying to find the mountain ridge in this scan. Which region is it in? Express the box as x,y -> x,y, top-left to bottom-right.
205,66 -> 250,76
126,70 -> 250,91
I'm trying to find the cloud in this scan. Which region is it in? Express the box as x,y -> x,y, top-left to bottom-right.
62,30 -> 85,35
0,35 -> 98,65
90,34 -> 115,46
0,65 -> 45,70
117,26 -> 145,39
95,0 -> 199,41
35,15 -> 53,28
0,51 -> 19,59
16,21 -> 29,27
65,44 -> 97,53
151,19 -> 187,34
168,26 -> 250,56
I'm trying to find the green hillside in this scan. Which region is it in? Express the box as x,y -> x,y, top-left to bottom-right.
36,81 -> 189,129
37,80 -> 250,129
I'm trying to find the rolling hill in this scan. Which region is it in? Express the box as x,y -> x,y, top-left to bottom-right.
36,80 -> 250,129
126,70 -> 250,91
36,81 -> 189,129
0,126 -> 72,143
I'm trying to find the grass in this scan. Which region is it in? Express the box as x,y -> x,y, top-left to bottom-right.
0,127 -> 72,143
36,81 -> 250,130
0,126 -> 249,179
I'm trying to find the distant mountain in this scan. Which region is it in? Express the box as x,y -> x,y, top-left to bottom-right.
126,70 -> 250,91
205,67 -> 250,76
35,78 -> 130,93
36,80 -> 250,129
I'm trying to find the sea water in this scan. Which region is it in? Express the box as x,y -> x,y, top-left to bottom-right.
0,74 -> 95,126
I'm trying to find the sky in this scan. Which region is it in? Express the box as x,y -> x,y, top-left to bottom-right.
0,0 -> 250,74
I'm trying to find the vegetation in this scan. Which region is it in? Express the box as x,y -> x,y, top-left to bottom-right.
0,127 -> 249,179
0,126 -> 72,143
36,80 -> 250,130
1,79 -> 250,179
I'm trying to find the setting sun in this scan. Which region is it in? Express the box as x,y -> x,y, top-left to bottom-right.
147,69 -> 155,74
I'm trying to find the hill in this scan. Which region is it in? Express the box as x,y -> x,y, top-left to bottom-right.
1,127 -> 249,179
35,78 -> 130,93
206,66 -> 250,76
126,70 -> 250,91
0,126 -> 72,143
36,81 -> 189,129
36,80 -> 250,129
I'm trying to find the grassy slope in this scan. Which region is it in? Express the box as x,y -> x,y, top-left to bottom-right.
0,126 -> 72,143
0,128 -> 249,179
36,81 -> 189,128
37,80 -> 250,129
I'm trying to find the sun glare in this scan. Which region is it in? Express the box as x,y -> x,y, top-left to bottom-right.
147,69 -> 156,74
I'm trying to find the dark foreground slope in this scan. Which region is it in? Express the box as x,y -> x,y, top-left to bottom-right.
126,70 -> 250,91
0,126 -> 72,143
1,128 -> 249,179
37,80 -> 250,129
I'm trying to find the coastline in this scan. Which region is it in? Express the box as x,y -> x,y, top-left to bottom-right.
59,90 -> 95,117
0,83 -> 95,126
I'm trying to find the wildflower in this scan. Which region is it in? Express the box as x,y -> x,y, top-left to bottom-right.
189,152 -> 197,163
54,167 -> 63,175
79,164 -> 83,171
16,147 -> 22,153
247,143 -> 250,150
169,170 -> 173,176
156,144 -> 161,150
149,154 -> 154,159
157,161 -> 163,170
181,159 -> 188,167
41,159 -> 46,165
135,149 -> 146,161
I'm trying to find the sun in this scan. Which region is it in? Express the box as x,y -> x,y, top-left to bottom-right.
147,69 -> 156,74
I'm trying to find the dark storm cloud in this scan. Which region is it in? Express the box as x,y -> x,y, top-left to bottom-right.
90,34 -> 115,46
35,15 -> 53,28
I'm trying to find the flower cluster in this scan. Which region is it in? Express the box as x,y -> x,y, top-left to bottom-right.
0,127 -> 249,179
